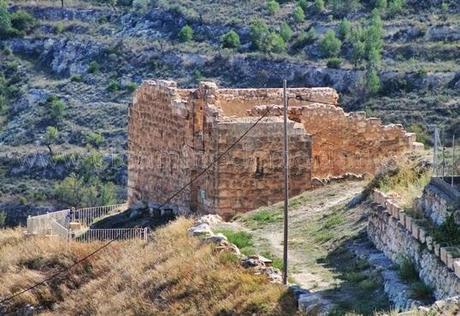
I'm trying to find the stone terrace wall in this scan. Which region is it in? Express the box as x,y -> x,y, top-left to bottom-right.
369,190 -> 460,299
418,177 -> 460,226
215,117 -> 311,218
250,105 -> 419,178
128,80 -> 193,213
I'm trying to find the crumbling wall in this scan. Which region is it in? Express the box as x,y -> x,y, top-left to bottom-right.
128,80 -> 193,213
215,117 -> 311,219
249,104 -> 418,178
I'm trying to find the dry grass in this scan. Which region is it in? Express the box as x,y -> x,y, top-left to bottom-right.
0,219 -> 299,315
377,154 -> 431,209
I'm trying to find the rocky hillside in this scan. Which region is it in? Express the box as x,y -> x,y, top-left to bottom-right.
0,0 -> 459,224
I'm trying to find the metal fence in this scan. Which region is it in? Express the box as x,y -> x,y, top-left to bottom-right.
71,203 -> 128,227
433,128 -> 459,187
27,209 -> 70,235
77,228 -> 150,243
26,203 -> 150,243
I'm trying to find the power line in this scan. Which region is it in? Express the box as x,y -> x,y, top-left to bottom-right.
0,105 -> 274,306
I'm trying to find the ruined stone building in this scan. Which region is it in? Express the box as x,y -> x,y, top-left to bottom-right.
128,80 -> 420,218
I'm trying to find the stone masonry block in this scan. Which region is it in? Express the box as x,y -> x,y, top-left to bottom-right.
434,242 -> 440,257
454,260 -> 460,278
418,228 -> 426,244
399,212 -> 406,226
405,216 -> 413,232
411,222 -> 419,240
447,252 -> 454,270
426,236 -> 433,251
440,247 -> 448,265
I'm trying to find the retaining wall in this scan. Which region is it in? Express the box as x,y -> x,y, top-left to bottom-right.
368,190 -> 460,300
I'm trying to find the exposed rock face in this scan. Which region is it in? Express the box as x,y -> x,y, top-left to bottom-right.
128,79 -> 417,218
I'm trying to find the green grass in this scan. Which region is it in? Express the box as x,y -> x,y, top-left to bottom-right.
215,229 -> 255,255
261,251 -> 283,270
410,281 -> 433,302
247,209 -> 283,224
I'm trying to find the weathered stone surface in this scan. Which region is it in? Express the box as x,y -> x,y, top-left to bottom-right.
128,80 -> 415,217
188,223 -> 213,237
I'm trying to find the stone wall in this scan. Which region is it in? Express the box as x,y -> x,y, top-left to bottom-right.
418,177 -> 460,226
249,104 -> 420,178
368,190 -> 460,300
215,117 -> 311,219
128,80 -> 193,213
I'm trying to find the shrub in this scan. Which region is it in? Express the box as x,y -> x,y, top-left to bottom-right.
327,57 -> 342,68
178,25 -> 193,42
265,32 -> 286,53
85,131 -> 104,148
81,150 -> 104,178
266,0 -> 280,15
293,6 -> 305,23
388,0 -> 405,15
375,0 -> 387,10
0,0 -> 11,37
107,79 -> 120,92
279,22 -> 293,42
48,98 -> 65,121
297,0 -> 308,11
320,30 -> 342,58
192,69 -> 203,83
408,124 -> 430,147
125,81 -> 137,93
314,0 -> 325,13
410,281 -> 433,301
365,9 -> 384,54
366,68 -> 380,94
221,30 -> 240,49
250,19 -> 270,51
292,28 -> 317,51
55,21 -> 64,33
88,61 -> 100,73
132,0 -> 148,11
338,18 -> 352,41
70,75 -> 82,82
330,0 -> 361,16
10,10 -> 36,33
398,257 -> 418,282
44,126 -> 58,155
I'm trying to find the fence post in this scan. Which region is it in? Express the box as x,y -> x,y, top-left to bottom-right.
144,227 -> 148,242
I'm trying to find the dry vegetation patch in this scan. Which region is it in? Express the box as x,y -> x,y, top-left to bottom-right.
0,219 -> 299,315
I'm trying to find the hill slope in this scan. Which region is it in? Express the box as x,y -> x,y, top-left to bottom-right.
0,0 -> 459,223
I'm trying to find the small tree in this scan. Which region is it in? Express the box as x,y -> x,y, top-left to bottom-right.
178,25 -> 193,42
250,19 -> 270,51
88,61 -> 100,73
320,30 -> 342,58
375,0 -> 387,10
338,18 -> 352,41
49,98 -> 65,121
44,126 -> 58,156
298,0 -> 308,11
267,32 -> 286,53
222,30 -> 240,49
267,0 -> 280,15
280,22 -> 293,42
366,68 -> 380,94
293,6 -> 305,23
314,0 -> 325,13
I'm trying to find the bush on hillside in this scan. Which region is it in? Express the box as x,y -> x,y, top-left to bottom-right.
85,131 -> 104,148
88,61 -> 100,73
388,0 -> 405,15
266,0 -> 280,15
298,0 -> 308,11
250,20 -> 285,53
314,0 -> 325,13
279,22 -> 293,42
320,30 -> 342,58
0,0 -> 12,37
338,18 -> 352,41
292,28 -> 317,50
250,19 -> 270,50
222,30 -> 240,49
10,10 -> 36,34
293,6 -> 305,23
178,25 -> 193,42
327,57 -> 342,68
48,97 -> 65,121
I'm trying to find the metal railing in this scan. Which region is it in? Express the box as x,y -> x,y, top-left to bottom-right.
432,128 -> 459,187
27,209 -> 70,235
26,202 -> 150,243
77,228 -> 150,243
71,203 -> 128,227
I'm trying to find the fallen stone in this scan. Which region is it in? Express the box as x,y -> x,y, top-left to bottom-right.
188,223 -> 213,237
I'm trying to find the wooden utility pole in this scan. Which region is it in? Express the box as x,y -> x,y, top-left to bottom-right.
282,80 -> 289,285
